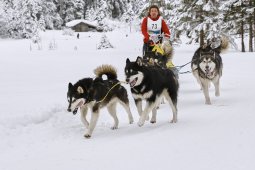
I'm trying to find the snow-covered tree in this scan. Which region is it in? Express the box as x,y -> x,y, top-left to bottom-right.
164,0 -> 182,44
87,0 -> 111,21
0,1 -> 7,37
62,0 -> 76,23
74,0 -> 85,19
122,2 -> 135,23
110,0 -> 128,19
5,0 -> 43,39
245,0 -> 254,52
174,0 -> 223,46
219,0 -> 253,52
42,0 -> 63,29
59,0 -> 85,24
97,34 -> 114,49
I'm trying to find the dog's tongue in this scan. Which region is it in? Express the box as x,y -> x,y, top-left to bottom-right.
73,99 -> 86,115
206,70 -> 214,77
130,79 -> 136,88
205,68 -> 210,74
130,78 -> 138,88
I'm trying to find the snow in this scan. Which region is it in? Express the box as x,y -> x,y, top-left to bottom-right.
0,27 -> 255,170
66,19 -> 98,28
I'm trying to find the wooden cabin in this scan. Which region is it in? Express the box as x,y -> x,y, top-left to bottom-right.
66,19 -> 99,32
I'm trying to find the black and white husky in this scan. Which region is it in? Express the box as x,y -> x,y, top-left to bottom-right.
67,65 -> 133,138
191,38 -> 228,104
125,57 -> 179,126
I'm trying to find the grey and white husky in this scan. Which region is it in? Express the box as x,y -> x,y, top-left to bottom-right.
191,37 -> 228,104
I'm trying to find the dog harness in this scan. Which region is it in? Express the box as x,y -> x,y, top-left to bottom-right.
151,44 -> 164,55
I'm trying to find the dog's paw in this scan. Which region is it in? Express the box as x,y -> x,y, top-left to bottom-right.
215,92 -> 220,97
84,134 -> 91,138
170,118 -> 177,123
150,120 -> 156,124
129,116 -> 134,124
137,120 -> 144,127
150,117 -> 156,124
111,126 -> 118,130
205,101 -> 212,105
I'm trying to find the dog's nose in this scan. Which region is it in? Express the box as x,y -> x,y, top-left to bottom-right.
205,65 -> 209,69
126,78 -> 130,83
67,108 -> 71,112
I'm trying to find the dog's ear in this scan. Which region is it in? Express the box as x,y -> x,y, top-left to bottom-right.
136,56 -> 143,66
68,82 -> 73,89
126,58 -> 130,64
200,52 -> 205,59
77,86 -> 84,94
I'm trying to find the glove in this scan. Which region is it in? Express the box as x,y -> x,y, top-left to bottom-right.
150,34 -> 159,41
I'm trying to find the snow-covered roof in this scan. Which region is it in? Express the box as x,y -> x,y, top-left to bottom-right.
66,19 -> 98,28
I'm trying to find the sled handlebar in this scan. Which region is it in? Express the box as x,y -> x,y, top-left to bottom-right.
149,34 -> 170,44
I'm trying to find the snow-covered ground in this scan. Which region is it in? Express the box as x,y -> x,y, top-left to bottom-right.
0,27 -> 255,170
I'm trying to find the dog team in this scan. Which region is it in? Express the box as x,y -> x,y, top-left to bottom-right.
66,36 -> 228,138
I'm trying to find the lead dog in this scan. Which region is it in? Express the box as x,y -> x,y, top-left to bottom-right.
125,57 -> 179,126
67,65 -> 133,138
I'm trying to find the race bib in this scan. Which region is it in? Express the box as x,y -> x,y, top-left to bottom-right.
147,16 -> 162,35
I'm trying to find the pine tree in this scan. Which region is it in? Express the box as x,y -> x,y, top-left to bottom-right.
131,0 -> 146,17
175,0 -> 224,46
63,0 -> 76,23
110,0 -> 128,19
6,0 -> 43,39
42,0 -> 63,29
59,0 -> 85,24
0,1 -> 7,37
254,0 -> 255,51
122,2 -> 135,23
88,0 -> 110,21
97,34 -> 114,49
164,0 -> 182,43
220,0 -> 248,52
247,0 -> 254,52
74,0 -> 85,19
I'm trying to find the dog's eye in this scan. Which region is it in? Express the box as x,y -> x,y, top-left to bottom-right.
71,97 -> 77,103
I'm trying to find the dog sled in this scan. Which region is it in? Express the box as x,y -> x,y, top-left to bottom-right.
142,34 -> 190,78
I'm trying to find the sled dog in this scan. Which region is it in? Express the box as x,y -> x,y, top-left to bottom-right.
191,37 -> 229,104
125,56 -> 179,126
67,65 -> 133,138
